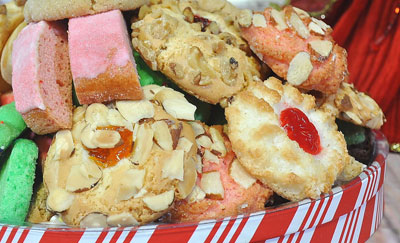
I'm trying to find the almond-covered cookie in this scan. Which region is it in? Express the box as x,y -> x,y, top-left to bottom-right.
169,124 -> 272,223
240,6 -> 348,94
225,77 -> 351,201
43,86 -> 199,227
131,0 -> 261,104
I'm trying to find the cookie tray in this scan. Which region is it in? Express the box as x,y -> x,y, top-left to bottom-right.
0,130 -> 389,243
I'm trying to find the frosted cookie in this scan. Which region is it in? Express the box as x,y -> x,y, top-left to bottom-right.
12,21 -> 72,135
170,124 -> 272,222
0,102 -> 26,155
225,77 -> 350,201
24,0 -> 148,22
131,0 -> 261,104
239,6 -> 348,94
321,82 -> 385,130
43,86 -> 199,226
69,10 -> 143,104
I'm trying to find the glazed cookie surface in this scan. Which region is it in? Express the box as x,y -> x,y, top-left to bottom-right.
170,124 -> 272,223
225,77 -> 350,201
131,0 -> 261,104
43,86 -> 199,226
240,6 -> 348,94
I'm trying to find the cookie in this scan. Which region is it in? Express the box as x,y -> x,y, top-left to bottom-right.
23,0 -> 149,22
225,77 -> 350,201
321,82 -> 385,129
0,139 -> 38,224
239,6 -> 348,94
27,183 -> 54,224
131,0 -> 261,104
170,124 -> 272,222
0,102 -> 26,155
43,86 -> 199,226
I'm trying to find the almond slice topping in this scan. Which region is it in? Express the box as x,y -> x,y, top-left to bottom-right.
311,17 -> 330,31
252,13 -> 267,28
270,9 -> 287,30
308,22 -> 325,35
289,12 -> 310,39
116,100 -> 155,123
209,127 -> 226,156
200,171 -> 224,199
117,168 -> 146,201
152,121 -> 173,151
143,190 -> 175,212
85,103 -> 109,127
162,99 -> 196,120
162,150 -> 185,181
107,213 -> 139,227
204,150 -> 219,164
131,124 -> 154,165
53,130 -> 74,160
287,52 -> 313,85
309,40 -> 333,57
229,159 -> 256,189
47,188 -> 75,212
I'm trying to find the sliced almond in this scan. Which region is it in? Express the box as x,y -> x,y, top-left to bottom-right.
287,52 -> 313,85
116,100 -> 154,123
47,188 -> 75,212
252,13 -> 267,28
289,13 -> 310,39
85,103 -> 109,126
117,169 -> 146,201
187,185 -> 206,203
203,150 -> 219,164
293,6 -> 310,19
107,213 -> 139,227
65,160 -> 102,192
152,121 -> 173,151
142,85 -> 166,100
80,213 -> 108,228
177,156 -> 197,199
229,159 -> 256,189
200,171 -> 224,199
131,124 -> 154,165
53,130 -> 74,160
80,123 -> 97,149
238,9 -> 253,28
162,150 -> 185,181
154,88 -> 186,103
73,105 -> 87,123
142,190 -> 175,212
176,137 -> 193,153
107,109 -> 128,127
93,130 -> 121,149
209,127 -> 226,156
195,154 -> 203,173
196,135 -> 213,149
162,99 -> 196,120
270,9 -> 287,30
311,17 -> 330,31
72,120 -> 86,142
309,40 -> 333,57
189,122 -> 206,137
308,22 -> 325,35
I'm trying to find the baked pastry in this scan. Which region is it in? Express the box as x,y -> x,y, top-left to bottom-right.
27,183 -> 54,224
170,123 -> 272,222
12,21 -> 72,135
24,0 -> 149,22
239,6 -> 348,94
0,102 -> 26,156
225,77 -> 350,201
43,86 -> 199,226
131,0 -> 261,104
69,10 -> 143,104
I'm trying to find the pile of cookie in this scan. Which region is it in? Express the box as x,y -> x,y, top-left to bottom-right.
0,0 -> 385,227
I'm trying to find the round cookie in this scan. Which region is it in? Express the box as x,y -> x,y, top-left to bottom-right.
131,0 -> 261,104
169,124 -> 272,223
43,86 -> 199,227
239,6 -> 348,94
225,77 -> 350,201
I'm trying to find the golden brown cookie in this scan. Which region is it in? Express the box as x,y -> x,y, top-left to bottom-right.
225,77 -> 350,201
131,0 -> 261,104
26,183 -> 54,224
239,6 -> 348,94
43,86 -> 199,227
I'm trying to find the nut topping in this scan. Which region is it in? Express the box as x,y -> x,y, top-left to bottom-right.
143,190 -> 175,212
73,105 -> 87,123
187,185 -> 206,203
309,40 -> 333,57
46,188 -> 75,212
229,159 -> 256,189
85,103 -> 109,127
189,122 -> 206,136
177,156 -> 197,199
93,130 -> 121,149
308,22 -> 325,35
176,137 -> 193,153
131,124 -> 154,165
287,52 -> 313,85
116,100 -> 155,123
209,127 -> 226,156
53,130 -> 74,160
183,7 -> 195,23
107,213 -> 139,227
152,121 -> 173,151
292,7 -> 310,19
237,9 -> 253,28
196,135 -> 213,149
117,168 -> 146,201
65,160 -> 102,192
311,17 -> 330,31
107,109 -> 128,127
200,171 -> 224,199
162,150 -> 185,181
270,9 -> 287,31
162,99 -> 196,120
289,13 -> 310,39
252,13 -> 267,28
203,149 -> 219,164
80,213 -> 108,228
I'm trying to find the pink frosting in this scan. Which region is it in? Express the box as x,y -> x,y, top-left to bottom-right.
68,10 -> 135,79
12,22 -> 47,113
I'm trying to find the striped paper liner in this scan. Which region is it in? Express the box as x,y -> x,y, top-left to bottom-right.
0,131 -> 389,243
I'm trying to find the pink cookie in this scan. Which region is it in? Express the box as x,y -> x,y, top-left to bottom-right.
69,10 -> 143,104
12,21 -> 72,135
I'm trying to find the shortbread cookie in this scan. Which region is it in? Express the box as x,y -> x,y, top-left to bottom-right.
43,86 -> 199,226
131,0 -> 261,104
170,124 -> 272,222
24,0 -> 149,22
240,6 -> 348,94
225,77 -> 350,201
321,82 -> 385,130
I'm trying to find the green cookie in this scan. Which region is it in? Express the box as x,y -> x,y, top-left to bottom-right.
0,102 -> 26,155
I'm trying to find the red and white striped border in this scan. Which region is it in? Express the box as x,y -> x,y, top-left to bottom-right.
0,131 -> 389,243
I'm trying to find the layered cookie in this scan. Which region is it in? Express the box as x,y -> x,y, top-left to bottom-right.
12,21 -> 73,135
69,10 -> 143,104
240,6 -> 348,94
225,77 -> 351,201
170,124 -> 272,222
131,0 -> 261,104
43,86 -> 199,226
